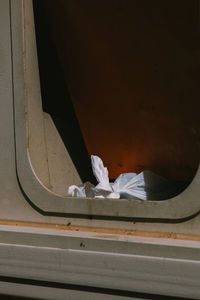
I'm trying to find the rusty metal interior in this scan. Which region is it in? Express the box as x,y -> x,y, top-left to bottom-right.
33,0 -> 200,193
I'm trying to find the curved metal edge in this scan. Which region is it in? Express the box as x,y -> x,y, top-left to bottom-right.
11,0 -> 200,222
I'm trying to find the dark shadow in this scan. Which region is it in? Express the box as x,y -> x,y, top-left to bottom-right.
32,0 -> 96,184
0,276 -> 190,299
142,171 -> 189,201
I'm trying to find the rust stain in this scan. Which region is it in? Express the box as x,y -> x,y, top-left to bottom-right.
0,219 -> 200,242
93,234 -> 122,239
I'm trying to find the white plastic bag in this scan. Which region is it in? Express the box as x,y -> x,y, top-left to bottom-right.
68,155 -> 179,200
68,155 -> 120,198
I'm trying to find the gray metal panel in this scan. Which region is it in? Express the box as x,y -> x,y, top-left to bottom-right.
0,225 -> 199,298
0,0 -> 16,202
0,0 -> 80,225
0,237 -> 199,298
0,0 -> 43,222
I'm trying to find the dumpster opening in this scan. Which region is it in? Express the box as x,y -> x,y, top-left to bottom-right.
33,0 -> 200,199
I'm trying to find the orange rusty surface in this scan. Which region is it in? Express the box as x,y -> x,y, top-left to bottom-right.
1,220 -> 200,242
43,0 -> 200,182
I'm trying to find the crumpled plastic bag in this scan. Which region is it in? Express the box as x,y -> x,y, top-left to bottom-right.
68,155 -> 181,200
